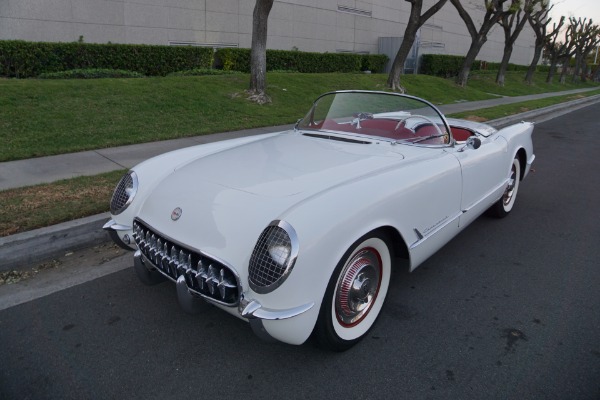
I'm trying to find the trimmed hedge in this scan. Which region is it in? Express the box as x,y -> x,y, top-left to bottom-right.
215,48 -> 388,73
421,54 -> 548,77
420,54 -> 478,78
38,68 -> 145,79
167,68 -> 241,77
0,40 -> 214,78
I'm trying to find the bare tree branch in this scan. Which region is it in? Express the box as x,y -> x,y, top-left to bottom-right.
386,0 -> 449,92
525,0 -> 552,84
450,0 -> 519,87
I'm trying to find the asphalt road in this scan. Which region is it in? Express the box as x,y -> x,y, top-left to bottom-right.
1,105 -> 599,400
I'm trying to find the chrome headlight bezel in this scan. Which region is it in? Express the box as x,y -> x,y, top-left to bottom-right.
110,171 -> 138,215
248,220 -> 299,294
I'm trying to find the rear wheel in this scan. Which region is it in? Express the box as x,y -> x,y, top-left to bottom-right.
490,156 -> 521,218
314,232 -> 391,351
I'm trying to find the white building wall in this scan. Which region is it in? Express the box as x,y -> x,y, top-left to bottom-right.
0,0 -> 536,65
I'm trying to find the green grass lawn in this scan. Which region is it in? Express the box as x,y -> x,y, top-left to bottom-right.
1,70 -> 599,237
2,71 -> 596,162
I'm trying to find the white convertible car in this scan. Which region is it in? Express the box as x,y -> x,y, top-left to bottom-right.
104,91 -> 534,351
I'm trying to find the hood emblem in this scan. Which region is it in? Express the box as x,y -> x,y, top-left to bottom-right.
171,207 -> 183,221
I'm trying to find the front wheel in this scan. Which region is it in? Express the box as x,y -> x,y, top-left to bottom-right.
314,233 -> 392,351
489,156 -> 521,218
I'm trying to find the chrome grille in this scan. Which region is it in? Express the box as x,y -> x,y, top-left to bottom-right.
133,220 -> 239,306
110,173 -> 133,214
248,224 -> 294,292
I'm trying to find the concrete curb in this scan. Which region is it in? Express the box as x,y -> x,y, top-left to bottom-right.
3,94 -> 600,272
487,94 -> 600,128
0,213 -> 111,272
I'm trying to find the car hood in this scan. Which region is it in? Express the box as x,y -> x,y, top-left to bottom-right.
175,132 -> 414,197
135,132 -> 432,267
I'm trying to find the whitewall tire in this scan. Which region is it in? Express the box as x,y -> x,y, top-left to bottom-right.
314,232 -> 392,351
490,156 -> 521,218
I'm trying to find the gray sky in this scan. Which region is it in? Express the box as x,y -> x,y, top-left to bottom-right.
549,0 -> 600,25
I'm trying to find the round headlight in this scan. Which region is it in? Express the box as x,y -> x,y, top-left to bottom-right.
110,171 -> 138,215
248,220 -> 299,294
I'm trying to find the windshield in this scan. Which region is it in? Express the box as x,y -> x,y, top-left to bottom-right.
297,91 -> 451,145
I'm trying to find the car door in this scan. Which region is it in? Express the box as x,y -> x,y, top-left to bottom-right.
451,135 -> 509,227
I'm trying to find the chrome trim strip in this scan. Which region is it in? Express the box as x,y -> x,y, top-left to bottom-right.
461,178 -> 509,214
239,298 -> 314,321
102,219 -> 131,231
410,211 -> 462,250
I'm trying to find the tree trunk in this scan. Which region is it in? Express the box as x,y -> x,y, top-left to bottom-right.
386,25 -> 419,92
249,0 -> 274,104
559,58 -> 569,83
386,0 -> 448,92
495,44 -> 513,86
572,53 -> 583,83
546,55 -> 560,83
525,44 -> 542,84
457,38 -> 485,87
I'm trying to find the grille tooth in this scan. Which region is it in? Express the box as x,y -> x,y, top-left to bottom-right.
206,265 -> 219,295
133,220 -> 239,305
218,269 -> 237,300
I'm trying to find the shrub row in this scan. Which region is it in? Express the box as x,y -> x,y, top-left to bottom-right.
0,40 -> 214,78
38,68 -> 145,79
215,48 -> 388,73
420,54 -> 469,78
0,40 -> 388,78
420,54 -> 549,77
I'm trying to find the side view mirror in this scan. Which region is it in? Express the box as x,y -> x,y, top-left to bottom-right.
458,136 -> 481,152
466,136 -> 481,150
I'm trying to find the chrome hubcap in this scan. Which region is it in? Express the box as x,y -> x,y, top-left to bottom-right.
335,248 -> 382,326
503,165 -> 517,206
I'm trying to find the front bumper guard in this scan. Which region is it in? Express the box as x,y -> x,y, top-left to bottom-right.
238,296 -> 314,342
103,219 -> 134,250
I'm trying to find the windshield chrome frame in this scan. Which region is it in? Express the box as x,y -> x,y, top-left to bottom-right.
296,90 -> 455,148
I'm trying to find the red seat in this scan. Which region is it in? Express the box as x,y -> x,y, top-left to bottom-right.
451,127 -> 473,142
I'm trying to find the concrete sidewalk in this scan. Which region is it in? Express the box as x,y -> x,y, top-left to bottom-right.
2,87 -> 600,271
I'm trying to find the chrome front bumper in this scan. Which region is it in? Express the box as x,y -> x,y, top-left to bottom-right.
131,238 -> 314,343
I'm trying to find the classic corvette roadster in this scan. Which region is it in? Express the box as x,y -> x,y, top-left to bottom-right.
104,91 -> 535,351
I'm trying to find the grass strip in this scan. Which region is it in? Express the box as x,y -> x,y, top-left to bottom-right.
0,170 -> 125,237
2,71 -> 597,162
448,89 -> 600,121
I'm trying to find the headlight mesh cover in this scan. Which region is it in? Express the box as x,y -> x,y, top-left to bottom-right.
248,222 -> 298,294
110,172 -> 137,215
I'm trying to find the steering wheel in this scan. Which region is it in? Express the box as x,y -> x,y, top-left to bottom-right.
395,115 -> 443,135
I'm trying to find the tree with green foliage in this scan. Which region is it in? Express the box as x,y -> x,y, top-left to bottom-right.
249,0 -> 275,104
450,0 -> 519,87
386,0 -> 448,92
